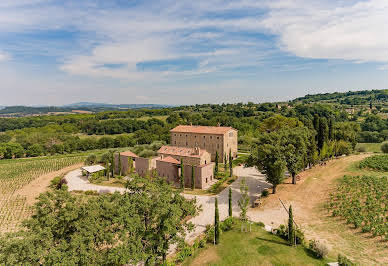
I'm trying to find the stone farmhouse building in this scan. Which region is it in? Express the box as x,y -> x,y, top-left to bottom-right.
114,124 -> 237,189
170,125 -> 238,162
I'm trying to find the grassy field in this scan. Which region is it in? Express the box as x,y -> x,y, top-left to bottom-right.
136,115 -> 169,122
355,142 -> 382,153
183,223 -> 332,266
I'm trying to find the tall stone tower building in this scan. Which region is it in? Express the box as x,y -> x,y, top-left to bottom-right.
170,125 -> 238,162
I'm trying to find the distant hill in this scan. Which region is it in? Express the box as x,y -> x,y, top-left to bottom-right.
292,89 -> 388,106
64,102 -> 171,109
0,103 -> 173,117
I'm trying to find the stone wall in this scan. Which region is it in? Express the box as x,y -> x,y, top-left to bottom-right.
183,163 -> 215,189
156,160 -> 179,186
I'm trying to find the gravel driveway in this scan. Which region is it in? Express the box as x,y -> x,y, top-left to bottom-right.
65,169 -> 128,194
184,166 -> 272,242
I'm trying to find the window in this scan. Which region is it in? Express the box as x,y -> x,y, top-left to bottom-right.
206,178 -> 208,183
205,160 -> 207,164
174,141 -> 176,145
186,142 -> 188,146
210,136 -> 212,139
217,136 -> 219,139
229,132 -> 233,138
203,136 -> 205,139
186,134 -> 188,137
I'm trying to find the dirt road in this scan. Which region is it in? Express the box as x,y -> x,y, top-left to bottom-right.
247,154 -> 387,265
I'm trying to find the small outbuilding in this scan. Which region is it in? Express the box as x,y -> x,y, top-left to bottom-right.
82,165 -> 106,178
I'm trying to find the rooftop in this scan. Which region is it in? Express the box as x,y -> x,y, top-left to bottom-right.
157,156 -> 180,164
157,145 -> 206,158
120,151 -> 138,158
82,165 -> 106,173
170,125 -> 234,135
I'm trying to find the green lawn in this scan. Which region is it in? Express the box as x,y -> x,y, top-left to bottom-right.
355,142 -> 382,153
183,224 -> 332,266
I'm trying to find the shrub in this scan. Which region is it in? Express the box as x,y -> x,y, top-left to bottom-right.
261,189 -> 269,197
338,254 -> 355,266
220,217 -> 234,232
356,146 -> 366,153
85,154 -> 97,165
381,141 -> 388,153
308,239 -> 329,259
205,225 -> 216,243
294,228 -> 305,245
50,176 -> 67,190
138,149 -> 156,158
50,176 -> 62,188
255,221 -> 265,227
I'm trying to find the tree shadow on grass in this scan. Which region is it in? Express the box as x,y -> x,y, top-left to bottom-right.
255,237 -> 289,246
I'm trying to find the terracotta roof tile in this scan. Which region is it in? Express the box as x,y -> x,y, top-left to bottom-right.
158,156 -> 180,164
157,145 -> 205,158
120,151 -> 138,158
170,125 -> 234,134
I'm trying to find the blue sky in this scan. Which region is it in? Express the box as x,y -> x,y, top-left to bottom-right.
0,0 -> 388,105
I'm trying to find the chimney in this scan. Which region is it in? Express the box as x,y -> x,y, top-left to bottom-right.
190,122 -> 192,126
217,122 -> 220,127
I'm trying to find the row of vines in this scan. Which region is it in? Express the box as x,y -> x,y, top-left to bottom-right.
359,154 -> 388,171
0,155 -> 85,232
326,175 -> 388,241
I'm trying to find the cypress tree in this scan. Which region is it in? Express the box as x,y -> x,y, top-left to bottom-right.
128,157 -> 133,174
118,152 -> 122,176
288,205 -> 295,246
191,165 -> 195,190
328,118 -> 334,140
215,197 -> 220,245
214,151 -> 219,176
229,149 -> 233,177
110,153 -> 114,178
224,153 -> 227,172
228,187 -> 232,217
180,159 -> 184,189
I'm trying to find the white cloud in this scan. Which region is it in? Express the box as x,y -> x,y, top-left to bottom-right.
262,0 -> 388,62
0,51 -> 10,61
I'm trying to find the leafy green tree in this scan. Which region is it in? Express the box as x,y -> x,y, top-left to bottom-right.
288,205 -> 295,246
214,197 -> 220,245
85,154 -> 97,165
282,128 -> 309,184
180,159 -> 184,189
381,141 -> 388,153
229,149 -> 233,177
228,187 -> 232,217
26,144 -> 44,157
248,133 -> 286,194
191,165 -> 195,190
0,177 -> 198,265
238,178 -> 250,219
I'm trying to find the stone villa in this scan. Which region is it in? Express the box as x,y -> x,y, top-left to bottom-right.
115,124 -> 237,189
170,125 -> 238,162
